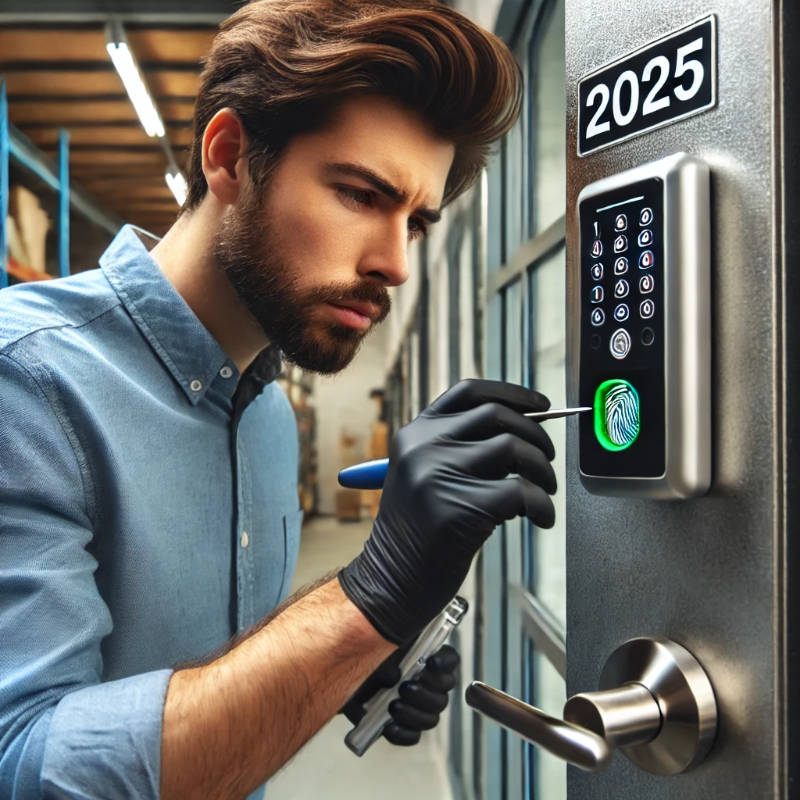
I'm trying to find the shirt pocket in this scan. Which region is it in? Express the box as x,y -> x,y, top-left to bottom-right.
277,508 -> 304,603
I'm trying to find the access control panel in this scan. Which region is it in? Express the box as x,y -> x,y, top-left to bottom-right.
577,153 -> 710,498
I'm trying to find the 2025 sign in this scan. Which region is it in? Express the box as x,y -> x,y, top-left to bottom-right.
578,16 -> 716,157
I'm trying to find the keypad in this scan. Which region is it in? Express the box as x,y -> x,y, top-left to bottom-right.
579,173 -> 666,480
582,191 -> 660,362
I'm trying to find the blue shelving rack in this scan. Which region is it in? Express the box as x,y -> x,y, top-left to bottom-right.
0,77 -> 120,287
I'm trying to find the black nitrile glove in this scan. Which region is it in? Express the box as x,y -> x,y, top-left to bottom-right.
339,379 -> 556,645
342,644 -> 460,746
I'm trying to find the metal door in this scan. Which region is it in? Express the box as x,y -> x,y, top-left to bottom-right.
562,2 -> 798,797
466,1 -> 799,797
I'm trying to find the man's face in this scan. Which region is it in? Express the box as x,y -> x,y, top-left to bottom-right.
213,95 -> 455,374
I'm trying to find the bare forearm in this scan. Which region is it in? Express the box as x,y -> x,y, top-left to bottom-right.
160,577 -> 395,800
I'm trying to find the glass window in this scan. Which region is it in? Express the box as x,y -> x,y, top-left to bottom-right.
468,1 -> 567,797
529,0 -> 566,235
530,649 -> 567,799
528,245 -> 567,628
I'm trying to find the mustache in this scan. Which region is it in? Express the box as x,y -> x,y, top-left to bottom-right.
304,281 -> 391,322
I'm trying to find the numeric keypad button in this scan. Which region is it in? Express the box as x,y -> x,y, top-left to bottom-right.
591,240 -> 603,257
614,304 -> 630,322
639,207 -> 653,226
614,279 -> 630,299
591,263 -> 604,280
610,328 -> 632,360
591,285 -> 604,303
639,274 -> 654,294
639,250 -> 654,269
640,299 -> 655,319
614,257 -> 629,275
614,235 -> 628,253
614,213 -> 628,231
637,229 -> 653,247
591,308 -> 606,327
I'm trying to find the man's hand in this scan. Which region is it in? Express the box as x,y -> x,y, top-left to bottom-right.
339,379 -> 557,645
342,645 -> 459,746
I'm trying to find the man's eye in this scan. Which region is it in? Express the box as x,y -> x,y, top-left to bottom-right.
407,217 -> 429,241
337,186 -> 375,208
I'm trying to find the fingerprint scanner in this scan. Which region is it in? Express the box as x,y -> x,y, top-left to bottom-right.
594,379 -> 640,452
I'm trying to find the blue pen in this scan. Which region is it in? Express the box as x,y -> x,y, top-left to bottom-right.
338,406 -> 591,489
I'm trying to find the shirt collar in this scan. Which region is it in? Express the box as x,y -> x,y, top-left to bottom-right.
100,225 -> 281,406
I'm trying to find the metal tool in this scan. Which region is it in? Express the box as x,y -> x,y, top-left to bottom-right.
338,407 -> 591,489
345,595 -> 469,756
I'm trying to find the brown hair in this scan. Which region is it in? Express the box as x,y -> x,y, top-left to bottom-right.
183,0 -> 523,211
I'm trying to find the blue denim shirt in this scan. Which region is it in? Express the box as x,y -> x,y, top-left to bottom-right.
0,226 -> 302,799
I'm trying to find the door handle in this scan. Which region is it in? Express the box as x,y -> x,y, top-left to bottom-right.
465,637 -> 717,775
465,680 -> 657,771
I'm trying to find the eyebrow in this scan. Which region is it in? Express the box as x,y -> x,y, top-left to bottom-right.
324,161 -> 443,224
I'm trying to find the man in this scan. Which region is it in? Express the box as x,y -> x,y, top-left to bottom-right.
0,2 -> 557,798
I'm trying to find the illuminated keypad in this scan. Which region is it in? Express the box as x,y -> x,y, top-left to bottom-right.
585,193 -> 660,360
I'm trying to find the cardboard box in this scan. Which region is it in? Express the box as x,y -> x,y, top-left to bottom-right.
8,186 -> 50,274
338,431 -> 362,470
368,421 -> 389,459
335,489 -> 362,521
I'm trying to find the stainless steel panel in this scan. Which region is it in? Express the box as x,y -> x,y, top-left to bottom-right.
577,154 -> 711,498
565,1 -> 787,797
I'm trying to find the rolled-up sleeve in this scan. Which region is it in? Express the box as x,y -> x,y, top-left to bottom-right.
0,352 -> 170,799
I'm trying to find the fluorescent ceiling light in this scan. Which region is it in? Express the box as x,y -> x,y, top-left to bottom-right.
165,170 -> 188,206
106,38 -> 165,138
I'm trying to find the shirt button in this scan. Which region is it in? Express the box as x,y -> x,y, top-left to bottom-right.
219,366 -> 234,379
241,531 -> 250,548
189,379 -> 203,392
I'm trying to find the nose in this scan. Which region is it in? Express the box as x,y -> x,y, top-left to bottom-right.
357,216 -> 410,287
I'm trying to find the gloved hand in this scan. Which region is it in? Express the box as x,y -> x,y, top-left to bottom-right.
342,644 -> 460,746
339,379 -> 556,645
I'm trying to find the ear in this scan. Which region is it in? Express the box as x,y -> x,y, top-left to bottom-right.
201,108 -> 249,205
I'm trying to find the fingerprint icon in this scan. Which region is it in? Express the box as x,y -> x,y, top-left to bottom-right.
604,383 -> 640,446
593,379 -> 640,452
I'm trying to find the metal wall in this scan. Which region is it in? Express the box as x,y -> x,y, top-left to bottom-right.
565,1 -> 792,797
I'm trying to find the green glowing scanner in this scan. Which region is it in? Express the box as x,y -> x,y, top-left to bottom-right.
594,379 -> 640,452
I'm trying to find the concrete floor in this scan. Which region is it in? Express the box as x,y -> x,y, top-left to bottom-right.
266,514 -> 454,800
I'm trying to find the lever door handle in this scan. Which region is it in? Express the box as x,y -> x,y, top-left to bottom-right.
465,680 -> 661,771
465,681 -> 615,770
465,637 -> 717,776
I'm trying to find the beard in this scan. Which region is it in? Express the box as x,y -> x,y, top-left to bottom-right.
212,185 -> 391,374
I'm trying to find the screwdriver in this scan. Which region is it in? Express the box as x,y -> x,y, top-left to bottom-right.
345,595 -> 469,756
338,406 -> 591,489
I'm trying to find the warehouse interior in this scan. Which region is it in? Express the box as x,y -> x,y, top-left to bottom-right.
1,1 -> 567,797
